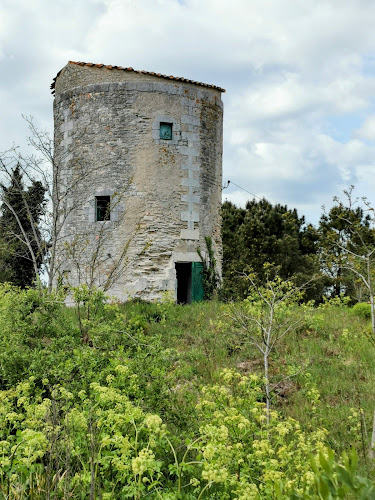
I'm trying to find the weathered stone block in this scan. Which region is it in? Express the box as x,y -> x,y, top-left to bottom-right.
180,229 -> 200,240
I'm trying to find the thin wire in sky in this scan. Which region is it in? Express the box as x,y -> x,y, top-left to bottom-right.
222,180 -> 262,201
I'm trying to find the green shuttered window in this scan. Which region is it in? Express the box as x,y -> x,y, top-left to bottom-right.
160,122 -> 172,140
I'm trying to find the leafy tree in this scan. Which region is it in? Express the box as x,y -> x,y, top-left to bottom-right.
221,200 -> 246,299
319,190 -> 375,302
319,188 -> 375,337
221,198 -> 322,301
0,163 -> 46,287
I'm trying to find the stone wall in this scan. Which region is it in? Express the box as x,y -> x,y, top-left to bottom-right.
53,62 -> 223,301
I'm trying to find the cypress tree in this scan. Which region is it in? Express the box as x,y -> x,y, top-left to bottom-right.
0,164 -> 46,287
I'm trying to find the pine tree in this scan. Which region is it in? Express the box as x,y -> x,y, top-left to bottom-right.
0,164 -> 47,287
221,198 -> 322,301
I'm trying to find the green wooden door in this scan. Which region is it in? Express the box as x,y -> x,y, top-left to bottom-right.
191,262 -> 204,302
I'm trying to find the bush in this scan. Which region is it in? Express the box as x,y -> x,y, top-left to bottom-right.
2,367 -> 371,499
351,302 -> 372,319
1,285 -> 375,497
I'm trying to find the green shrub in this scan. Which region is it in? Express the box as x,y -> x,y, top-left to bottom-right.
0,285 -> 375,497
0,284 -> 72,388
351,301 -> 372,319
2,367 -> 371,499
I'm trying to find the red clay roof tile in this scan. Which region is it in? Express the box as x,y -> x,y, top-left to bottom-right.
50,60 -> 225,94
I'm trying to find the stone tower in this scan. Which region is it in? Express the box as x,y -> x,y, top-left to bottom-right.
52,61 -> 224,302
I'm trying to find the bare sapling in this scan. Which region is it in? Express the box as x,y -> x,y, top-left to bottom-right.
229,266 -> 306,422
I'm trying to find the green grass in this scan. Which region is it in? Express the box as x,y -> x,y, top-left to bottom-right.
1,288 -> 375,496
120,299 -> 375,465
2,291 -> 374,458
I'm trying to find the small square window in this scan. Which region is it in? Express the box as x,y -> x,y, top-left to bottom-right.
160,122 -> 172,140
95,196 -> 111,221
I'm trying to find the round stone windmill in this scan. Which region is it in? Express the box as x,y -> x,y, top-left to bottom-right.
52,61 -> 224,303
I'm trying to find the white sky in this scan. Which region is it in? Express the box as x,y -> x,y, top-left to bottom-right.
1,0 -> 375,224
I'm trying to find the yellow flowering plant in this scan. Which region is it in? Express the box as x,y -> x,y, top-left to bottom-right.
0,373 -> 166,499
192,369 -> 330,498
0,366 -> 373,499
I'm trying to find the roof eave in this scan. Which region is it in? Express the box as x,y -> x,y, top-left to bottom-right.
51,60 -> 226,95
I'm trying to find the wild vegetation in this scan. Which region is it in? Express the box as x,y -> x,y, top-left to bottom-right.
1,284 -> 375,498
221,189 -> 375,306
2,122 -> 375,497
0,163 -> 46,287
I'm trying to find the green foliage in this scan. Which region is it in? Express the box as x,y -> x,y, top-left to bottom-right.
0,284 -> 68,388
194,369 -> 329,498
0,365 -> 358,499
229,268 -> 306,414
221,199 -> 322,302
318,190 -> 375,302
0,287 -> 375,497
197,236 -> 220,300
351,302 -> 372,320
0,374 -> 166,498
0,163 -> 47,287
297,448 -> 375,499
71,284 -> 108,343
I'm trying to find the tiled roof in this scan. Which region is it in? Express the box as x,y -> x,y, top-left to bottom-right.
51,61 -> 225,94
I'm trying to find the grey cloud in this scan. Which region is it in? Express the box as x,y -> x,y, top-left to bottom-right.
1,0 -> 375,226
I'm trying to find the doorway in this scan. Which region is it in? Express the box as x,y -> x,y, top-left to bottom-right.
176,263 -> 192,304
175,262 -> 204,304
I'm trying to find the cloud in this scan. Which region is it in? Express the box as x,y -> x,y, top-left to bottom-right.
1,0 -> 375,225
356,115 -> 375,141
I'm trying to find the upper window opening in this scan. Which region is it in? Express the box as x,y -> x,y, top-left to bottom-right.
160,122 -> 172,140
95,196 -> 111,221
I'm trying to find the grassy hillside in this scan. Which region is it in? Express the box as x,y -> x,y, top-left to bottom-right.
128,299 -> 375,454
0,285 -> 375,498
